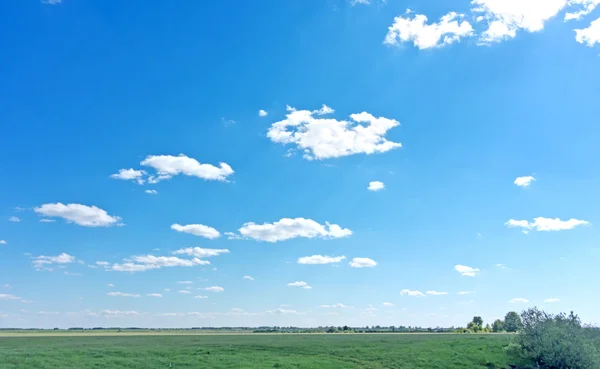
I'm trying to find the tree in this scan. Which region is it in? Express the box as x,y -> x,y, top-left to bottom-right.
492,319 -> 504,332
472,316 -> 483,327
504,311 -> 523,332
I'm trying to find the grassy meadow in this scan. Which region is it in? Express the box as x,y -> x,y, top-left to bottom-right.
0,332 -> 531,369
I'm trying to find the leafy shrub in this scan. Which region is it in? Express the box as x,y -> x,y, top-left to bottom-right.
515,307 -> 600,369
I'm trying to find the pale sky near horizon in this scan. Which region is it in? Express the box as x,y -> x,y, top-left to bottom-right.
1,0 -> 599,329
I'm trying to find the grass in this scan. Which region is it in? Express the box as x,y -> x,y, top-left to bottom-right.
0,333 -> 531,368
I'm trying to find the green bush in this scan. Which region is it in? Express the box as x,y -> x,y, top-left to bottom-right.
515,307 -> 600,369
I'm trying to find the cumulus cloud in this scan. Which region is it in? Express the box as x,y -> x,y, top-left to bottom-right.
368,181 -> 385,191
259,109 -> 268,117
140,154 -> 234,183
505,217 -> 590,231
178,290 -> 191,294
235,217 -> 351,243
384,10 -> 474,49
565,0 -> 600,20
147,293 -> 163,298
9,216 -> 21,222
107,292 -> 141,298
401,289 -> 425,297
32,253 -> 76,271
287,281 -> 312,289
170,224 -> 221,239
110,169 -> 146,184
203,286 -> 224,292
575,17 -> 600,46
267,106 -> 401,160
426,291 -> 448,296
267,308 -> 302,315
472,0 -> 567,43
243,276 -> 254,281
348,257 -> 377,268
34,203 -> 121,227
509,298 -> 529,303
297,255 -> 347,265
110,255 -> 209,273
454,265 -> 480,277
173,247 -> 229,259
514,176 -> 535,187
544,298 -> 560,303
0,240 -> 6,244
145,190 -> 158,195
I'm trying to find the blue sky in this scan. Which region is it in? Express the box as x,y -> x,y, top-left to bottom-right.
1,0 -> 599,329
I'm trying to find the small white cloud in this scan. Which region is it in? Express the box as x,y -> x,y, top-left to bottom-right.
382,302 -> 394,307
164,288 -> 170,292
203,286 -> 224,292
9,216 -> 21,223
177,281 -> 193,284
32,253 -> 76,271
0,294 -> 22,301
426,291 -> 448,296
145,190 -> 158,195
505,217 -> 590,231
107,292 -> 141,298
509,298 -> 529,303
368,181 -> 385,191
107,284 -> 114,287
287,281 -> 312,289
110,255 -> 209,273
400,289 -> 425,297
236,218 -> 351,243
141,154 -> 234,183
575,17 -> 600,47
297,255 -> 346,265
173,247 -> 229,258
514,176 -> 535,187
348,257 -> 377,268
34,203 -> 121,227
0,240 -> 6,245
267,308 -> 301,315
565,0 -> 600,21
544,298 -> 560,303
496,264 -> 507,269
194,295 -> 208,299
259,109 -> 268,117
350,0 -> 371,5
170,224 -> 220,239
110,169 -> 146,184
41,0 -> 62,4
454,265 -> 480,277
147,293 -> 163,298
267,106 -> 401,160
319,303 -> 351,308
39,219 -> 56,223
242,276 -> 254,281
313,104 -> 335,115
178,290 -> 191,294
384,10 -> 474,49
64,271 -> 82,276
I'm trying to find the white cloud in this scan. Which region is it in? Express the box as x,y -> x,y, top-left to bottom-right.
145,190 -> 158,195
267,106 -> 401,160
297,255 -> 346,265
514,176 -> 535,187
236,217 -> 351,243
42,0 -> 62,4
400,289 -> 425,297
64,271 -> 82,276
575,17 -> 600,46
203,286 -> 224,292
454,265 -> 480,277
173,247 -> 229,258
384,10 -> 474,49
101,310 -> 139,317
509,298 -> 529,303
267,308 -> 301,315
147,293 -> 163,298
110,169 -> 146,184
348,257 -> 377,268
0,294 -> 22,301
314,104 -> 335,115
505,217 -> 590,231
319,303 -> 351,308
39,219 -> 56,223
382,302 -> 394,307
9,216 -> 21,222
32,253 -> 76,270
287,281 -> 312,289
0,240 -> 6,244
426,291 -> 448,296
141,154 -> 234,183
565,0 -> 600,20
544,298 -> 560,303
107,284 -> 114,287
242,276 -> 255,281
170,224 -> 221,239
350,0 -> 371,5
472,0 -> 567,43
34,203 -> 121,227
178,290 -> 191,294
496,263 -> 507,269
107,292 -> 141,298
259,109 -> 268,117
110,255 -> 210,272
193,295 -> 208,299
177,281 -> 193,284
368,181 -> 385,191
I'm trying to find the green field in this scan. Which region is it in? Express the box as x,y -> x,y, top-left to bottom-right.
0,333 -> 531,368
